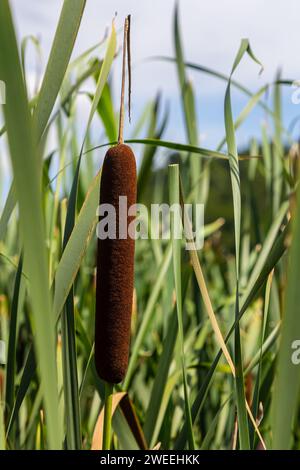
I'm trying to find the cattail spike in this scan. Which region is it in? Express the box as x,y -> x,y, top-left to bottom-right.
95,144 -> 137,384
96,16 -> 136,386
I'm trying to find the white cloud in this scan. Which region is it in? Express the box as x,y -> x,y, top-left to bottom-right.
10,0 -> 300,87
6,0 -> 300,149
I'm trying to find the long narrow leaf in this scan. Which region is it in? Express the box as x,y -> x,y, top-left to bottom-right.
0,1 -> 62,449
33,0 -> 86,140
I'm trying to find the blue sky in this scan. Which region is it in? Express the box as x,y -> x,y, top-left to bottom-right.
1,0 -> 300,191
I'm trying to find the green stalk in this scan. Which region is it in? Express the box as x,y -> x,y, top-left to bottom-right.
102,383 -> 114,450
168,164 -> 195,450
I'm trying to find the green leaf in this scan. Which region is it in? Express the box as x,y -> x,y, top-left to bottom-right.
272,72 -> 284,217
124,244 -> 173,389
131,139 -> 229,159
21,35 -> 42,85
174,6 -> 198,145
0,183 -> 16,242
174,5 -> 203,204
0,0 -> 62,449
5,255 -> 23,420
137,95 -> 168,202
225,42 -> 248,450
59,23 -> 116,448
0,401 -> 5,450
200,397 -> 231,450
247,201 -> 288,289
61,288 -> 81,449
53,170 -> 100,318
217,85 -> 268,151
33,0 -> 87,140
250,271 -> 273,448
86,22 -> 116,134
175,220 -> 289,448
96,82 -> 117,142
6,347 -> 36,437
6,168 -> 102,433
87,138 -> 259,161
143,266 -> 191,447
224,39 -> 263,449
272,187 -> 300,449
168,164 -> 195,450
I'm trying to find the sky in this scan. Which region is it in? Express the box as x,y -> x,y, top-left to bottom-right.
1,0 -> 300,192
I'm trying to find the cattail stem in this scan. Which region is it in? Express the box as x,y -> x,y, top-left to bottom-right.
102,382 -> 114,450
95,14 -> 135,389
118,16 -> 129,145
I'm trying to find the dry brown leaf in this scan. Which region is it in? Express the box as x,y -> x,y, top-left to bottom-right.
91,392 -> 126,450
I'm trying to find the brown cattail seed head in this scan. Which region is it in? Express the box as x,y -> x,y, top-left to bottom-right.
95,143 -> 137,384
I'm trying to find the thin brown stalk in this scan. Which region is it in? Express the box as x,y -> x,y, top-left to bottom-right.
118,16 -> 129,144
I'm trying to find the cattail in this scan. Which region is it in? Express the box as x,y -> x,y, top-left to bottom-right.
95,143 -> 136,383
95,15 -> 136,385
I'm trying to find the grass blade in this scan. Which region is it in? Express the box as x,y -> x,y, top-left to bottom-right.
168,164 -> 195,449
0,1 -> 62,449
53,171 -> 100,318
272,187 -> 300,449
5,255 -> 23,421
33,0 -> 86,140
143,266 -> 191,446
174,5 -> 202,203
124,244 -> 172,389
250,270 -> 273,448
0,184 -> 16,242
0,402 -> 5,450
224,39 -> 262,449
87,138 -> 258,160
